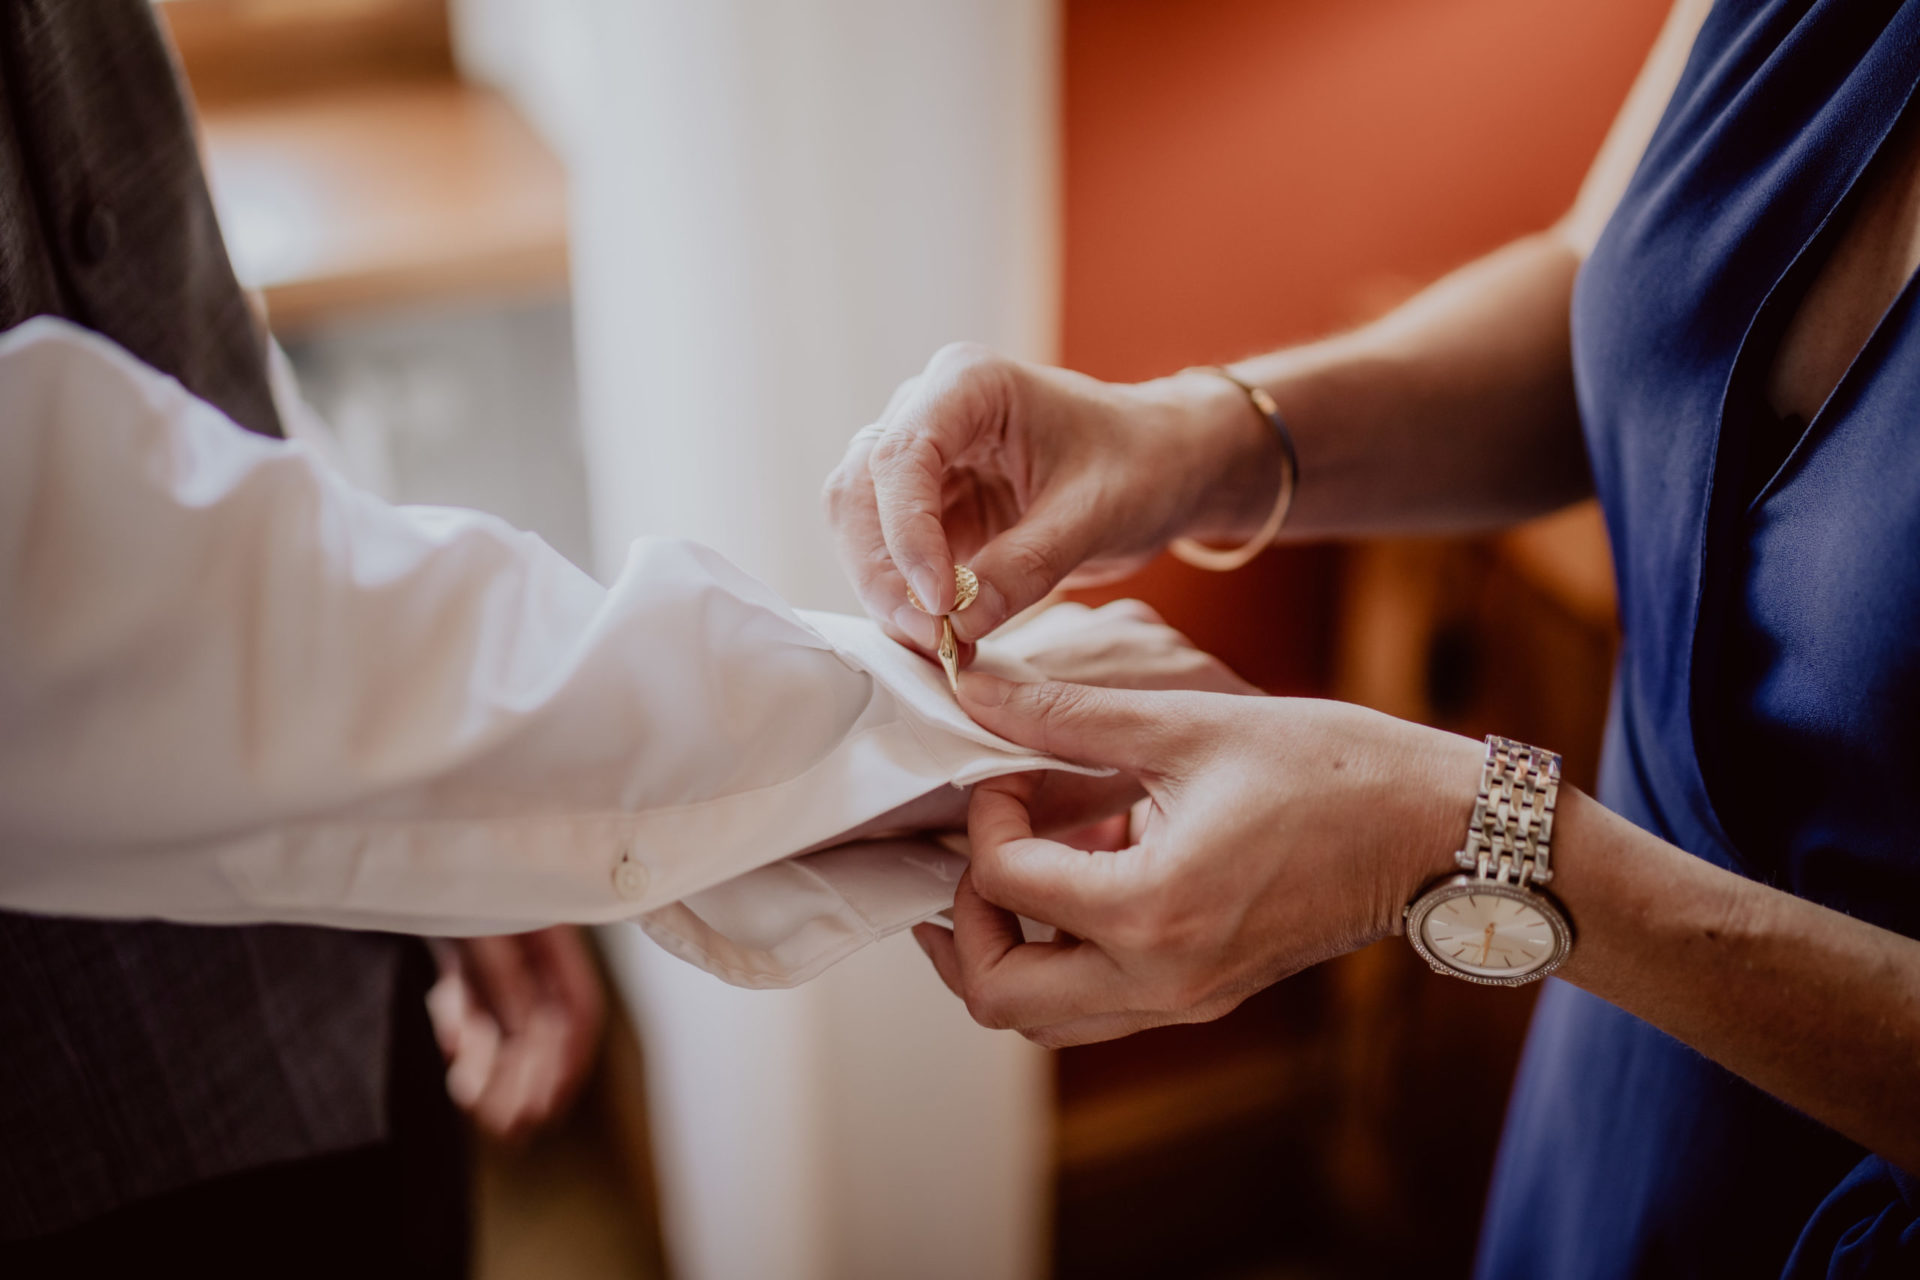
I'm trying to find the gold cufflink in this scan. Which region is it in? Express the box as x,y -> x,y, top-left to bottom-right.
907,565 -> 978,694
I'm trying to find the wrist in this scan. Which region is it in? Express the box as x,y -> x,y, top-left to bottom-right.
1400,733 -> 1582,987
1389,727 -> 1489,927
1134,367 -> 1286,545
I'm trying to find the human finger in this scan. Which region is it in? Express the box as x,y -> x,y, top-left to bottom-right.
1093,598 -> 1166,626
953,494 -> 1109,641
868,346 -> 1012,613
948,873 -> 1134,1031
914,922 -> 963,999
524,929 -> 602,1031
912,869 -> 1028,1011
460,934 -> 540,1035
825,430 -> 942,651
521,927 -> 606,1103
1019,765 -> 1147,838
471,1013 -> 563,1141
948,864 -> 1027,974
958,673 -> 1202,773
992,598 -> 1255,695
441,1005 -> 500,1113
1055,811 -> 1134,853
966,774 -> 1141,941
424,943 -> 474,1061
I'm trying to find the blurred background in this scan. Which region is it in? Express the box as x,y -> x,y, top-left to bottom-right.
160,0 -> 1667,1276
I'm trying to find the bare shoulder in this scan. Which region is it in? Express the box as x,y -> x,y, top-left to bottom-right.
1557,0 -> 1715,257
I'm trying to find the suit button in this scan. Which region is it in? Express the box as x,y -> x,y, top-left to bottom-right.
613,859 -> 651,901
73,203 -> 118,265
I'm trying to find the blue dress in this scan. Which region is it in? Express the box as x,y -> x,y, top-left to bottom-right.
1474,2 -> 1920,1277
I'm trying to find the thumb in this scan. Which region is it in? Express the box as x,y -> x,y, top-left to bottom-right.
953,497 -> 1104,641
958,673 -> 1192,773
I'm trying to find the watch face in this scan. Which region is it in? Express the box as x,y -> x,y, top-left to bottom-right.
1414,882 -> 1567,983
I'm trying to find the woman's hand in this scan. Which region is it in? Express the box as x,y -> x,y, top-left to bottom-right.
982,599 -> 1263,846
822,344 -> 1282,650
991,599 -> 1259,696
921,674 -> 1920,1178
915,673 -> 1481,1047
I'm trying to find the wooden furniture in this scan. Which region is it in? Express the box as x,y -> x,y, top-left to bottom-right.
162,0 -> 568,334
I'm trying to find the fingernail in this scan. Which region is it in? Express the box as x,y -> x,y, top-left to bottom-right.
908,564 -> 944,614
892,605 -> 934,649
959,671 -> 1011,707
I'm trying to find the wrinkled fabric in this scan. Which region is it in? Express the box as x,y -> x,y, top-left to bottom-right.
1784,1159 -> 1920,1280
0,316 -> 1099,986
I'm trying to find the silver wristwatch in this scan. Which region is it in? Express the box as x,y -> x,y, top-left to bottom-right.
1404,735 -> 1573,986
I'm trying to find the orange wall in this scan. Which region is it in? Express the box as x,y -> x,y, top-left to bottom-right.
1061,0 -> 1671,690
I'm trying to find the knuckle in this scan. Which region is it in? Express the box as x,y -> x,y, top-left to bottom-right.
962,985 -> 1013,1031
820,465 -> 857,515
1033,681 -> 1096,751
867,427 -> 920,473
999,535 -> 1066,590
929,339 -> 998,377
1157,703 -> 1218,758
966,852 -> 1009,905
1102,598 -> 1165,626
880,374 -> 922,418
1194,653 -> 1235,682
930,342 -> 1020,415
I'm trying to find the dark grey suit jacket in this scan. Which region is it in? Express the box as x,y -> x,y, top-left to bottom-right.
0,0 -> 412,1238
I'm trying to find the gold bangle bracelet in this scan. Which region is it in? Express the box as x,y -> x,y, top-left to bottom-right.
1169,365 -> 1299,572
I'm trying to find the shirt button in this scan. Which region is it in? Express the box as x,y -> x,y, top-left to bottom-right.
613,859 -> 651,901
73,203 -> 119,266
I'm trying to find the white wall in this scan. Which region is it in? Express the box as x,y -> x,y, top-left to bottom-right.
457,3 -> 1061,1277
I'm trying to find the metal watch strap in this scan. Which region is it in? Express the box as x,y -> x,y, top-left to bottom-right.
1456,735 -> 1562,888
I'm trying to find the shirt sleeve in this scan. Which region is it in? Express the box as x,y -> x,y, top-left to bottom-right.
0,317 -> 1085,935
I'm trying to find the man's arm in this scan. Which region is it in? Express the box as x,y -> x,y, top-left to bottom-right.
0,318 -> 1067,934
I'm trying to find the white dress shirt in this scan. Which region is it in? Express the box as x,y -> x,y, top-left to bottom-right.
0,317 -> 1092,986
